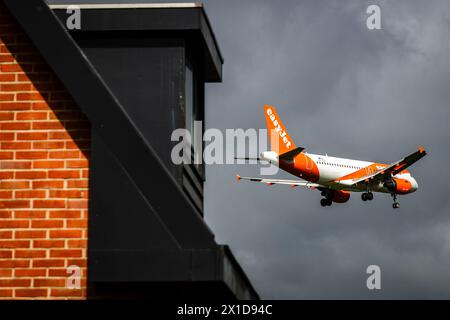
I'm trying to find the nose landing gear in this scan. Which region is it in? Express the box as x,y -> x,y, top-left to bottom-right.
392,193 -> 400,209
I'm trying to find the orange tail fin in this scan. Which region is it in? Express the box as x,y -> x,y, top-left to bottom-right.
264,105 -> 296,155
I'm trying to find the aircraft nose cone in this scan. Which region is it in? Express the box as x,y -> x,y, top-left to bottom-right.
410,177 -> 418,192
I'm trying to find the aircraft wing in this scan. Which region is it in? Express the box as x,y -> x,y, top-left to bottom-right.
236,175 -> 322,189
335,145 -> 427,186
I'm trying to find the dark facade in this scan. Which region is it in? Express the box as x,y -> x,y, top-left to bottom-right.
2,1 -> 258,299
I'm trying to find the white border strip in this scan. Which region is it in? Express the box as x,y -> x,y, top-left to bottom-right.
49,3 -> 202,10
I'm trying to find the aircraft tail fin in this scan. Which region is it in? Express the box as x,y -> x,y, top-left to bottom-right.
264,105 -> 297,155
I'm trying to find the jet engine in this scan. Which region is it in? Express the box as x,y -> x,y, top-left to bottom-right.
383,178 -> 412,194
331,190 -> 351,203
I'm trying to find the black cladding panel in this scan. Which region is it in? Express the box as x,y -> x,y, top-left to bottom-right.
76,36 -> 185,181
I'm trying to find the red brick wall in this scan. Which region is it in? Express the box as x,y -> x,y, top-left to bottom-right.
0,3 -> 89,299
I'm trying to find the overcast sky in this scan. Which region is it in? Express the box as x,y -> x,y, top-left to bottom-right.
51,0 -> 450,299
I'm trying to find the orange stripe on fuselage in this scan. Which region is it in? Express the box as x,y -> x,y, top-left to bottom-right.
279,153 -> 320,183
334,163 -> 387,182
334,162 -> 410,182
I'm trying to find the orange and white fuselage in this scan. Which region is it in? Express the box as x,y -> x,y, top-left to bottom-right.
260,151 -> 418,194
237,105 -> 426,208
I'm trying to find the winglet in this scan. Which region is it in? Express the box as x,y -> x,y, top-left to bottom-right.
418,145 -> 426,154
236,174 -> 241,182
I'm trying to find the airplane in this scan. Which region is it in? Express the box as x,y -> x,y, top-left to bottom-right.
236,105 -> 427,209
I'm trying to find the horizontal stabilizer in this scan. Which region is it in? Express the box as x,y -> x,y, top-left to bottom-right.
279,146 -> 305,161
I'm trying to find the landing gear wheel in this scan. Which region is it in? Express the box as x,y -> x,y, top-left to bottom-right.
320,198 -> 332,207
367,192 -> 374,201
361,193 -> 368,201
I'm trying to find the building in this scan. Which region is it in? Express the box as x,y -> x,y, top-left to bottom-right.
0,0 -> 258,300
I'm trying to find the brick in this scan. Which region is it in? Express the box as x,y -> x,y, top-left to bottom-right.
31,220 -> 63,228
0,240 -> 29,248
33,160 -> 64,169
15,249 -> 46,258
33,240 -> 64,248
0,200 -> 30,209
0,289 -> 13,298
50,190 -> 82,198
32,180 -> 64,189
0,181 -> 29,189
34,279 -> 66,287
15,230 -> 46,239
0,191 -> 12,199
0,151 -> 13,160
0,269 -> 12,277
17,132 -> 47,140
67,180 -> 88,189
0,172 -> 13,179
48,170 -> 80,179
0,142 -> 31,149
33,200 -> 65,209
33,141 -> 65,149
32,259 -> 64,268
0,279 -> 31,287
67,239 -> 87,248
0,122 -> 31,130
14,210 -> 46,219
32,121 -> 64,130
67,200 -> 88,209
31,101 -> 50,110
50,230 -> 82,239
50,249 -> 82,258
0,259 -> 29,268
14,190 -> 46,198
50,289 -> 83,297
0,250 -> 12,258
0,74 -> 15,81
49,210 -> 81,219
0,83 -> 32,91
49,131 -> 70,140
48,269 -> 67,277
0,231 -> 12,239
0,112 -> 14,121
67,259 -> 86,268
15,289 -> 48,298
0,93 -> 14,101
0,219 -> 29,228
66,220 -> 87,228
15,269 -> 46,277
16,92 -> 45,101
66,160 -> 88,168
0,161 -> 32,169
15,171 -> 47,179
0,102 -> 31,111
16,151 -> 47,159
0,132 -> 14,140
16,111 -> 47,120
49,151 -> 80,159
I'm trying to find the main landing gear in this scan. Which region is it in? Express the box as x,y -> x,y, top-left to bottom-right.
391,193 -> 400,209
320,198 -> 332,207
361,192 -> 374,202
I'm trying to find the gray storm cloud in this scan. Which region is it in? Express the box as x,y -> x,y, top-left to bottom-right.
51,0 -> 450,299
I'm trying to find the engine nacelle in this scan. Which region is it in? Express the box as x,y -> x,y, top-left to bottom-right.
383,178 -> 412,194
332,190 -> 351,203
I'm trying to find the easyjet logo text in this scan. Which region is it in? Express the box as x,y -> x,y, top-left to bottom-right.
266,108 -> 292,150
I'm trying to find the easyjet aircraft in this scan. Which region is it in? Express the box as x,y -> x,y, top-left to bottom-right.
236,105 -> 427,209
